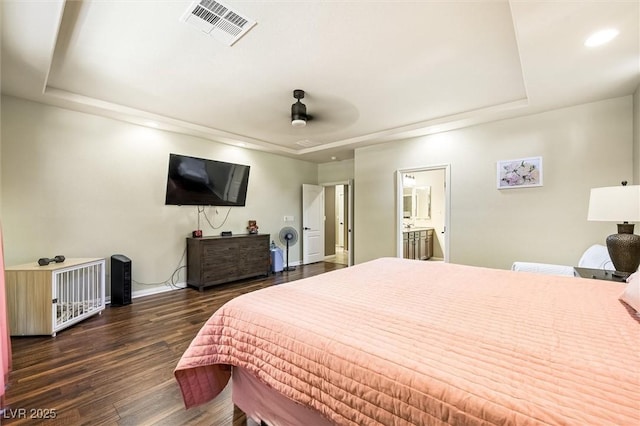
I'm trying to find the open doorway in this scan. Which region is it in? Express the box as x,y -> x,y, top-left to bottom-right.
323,181 -> 353,266
396,165 -> 450,262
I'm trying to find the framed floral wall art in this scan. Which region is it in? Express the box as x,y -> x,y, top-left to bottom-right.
497,156 -> 543,189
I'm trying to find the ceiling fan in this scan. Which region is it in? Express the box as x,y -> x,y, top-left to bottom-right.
291,89 -> 312,128
285,90 -> 359,133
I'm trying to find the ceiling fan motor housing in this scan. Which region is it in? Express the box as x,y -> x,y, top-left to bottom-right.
291,90 -> 307,127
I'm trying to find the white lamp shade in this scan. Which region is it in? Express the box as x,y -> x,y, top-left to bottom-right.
587,185 -> 640,222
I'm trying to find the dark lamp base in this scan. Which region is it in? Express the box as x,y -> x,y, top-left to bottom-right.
606,223 -> 640,274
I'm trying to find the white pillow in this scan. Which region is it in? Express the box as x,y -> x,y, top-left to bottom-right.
620,272 -> 640,313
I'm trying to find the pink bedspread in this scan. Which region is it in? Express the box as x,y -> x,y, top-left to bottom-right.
174,258 -> 640,425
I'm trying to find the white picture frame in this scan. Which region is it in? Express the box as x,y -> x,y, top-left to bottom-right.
497,156 -> 543,189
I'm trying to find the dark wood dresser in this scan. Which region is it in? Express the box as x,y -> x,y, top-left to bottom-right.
186,234 -> 270,291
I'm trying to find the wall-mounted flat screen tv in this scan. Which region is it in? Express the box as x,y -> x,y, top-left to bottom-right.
165,153 -> 250,206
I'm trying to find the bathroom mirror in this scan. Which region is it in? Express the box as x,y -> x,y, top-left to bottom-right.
403,188 -> 413,218
402,185 -> 431,220
414,186 -> 431,219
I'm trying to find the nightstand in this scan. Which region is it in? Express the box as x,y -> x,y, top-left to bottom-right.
573,267 -> 628,282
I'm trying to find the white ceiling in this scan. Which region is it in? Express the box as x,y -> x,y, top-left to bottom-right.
1,0 -> 639,163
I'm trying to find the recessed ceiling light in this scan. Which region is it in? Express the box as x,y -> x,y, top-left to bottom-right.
238,142 -> 246,147
331,156 -> 337,161
584,28 -> 619,47
144,120 -> 159,128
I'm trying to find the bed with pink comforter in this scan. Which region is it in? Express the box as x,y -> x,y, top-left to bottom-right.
174,257 -> 640,425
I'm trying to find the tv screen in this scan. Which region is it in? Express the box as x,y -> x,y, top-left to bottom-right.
165,153 -> 250,206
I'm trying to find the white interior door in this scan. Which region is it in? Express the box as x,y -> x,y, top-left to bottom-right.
337,186 -> 345,247
302,184 -> 325,264
347,179 -> 354,266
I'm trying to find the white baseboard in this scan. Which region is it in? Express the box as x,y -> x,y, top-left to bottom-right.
106,282 -> 187,305
133,282 -> 187,299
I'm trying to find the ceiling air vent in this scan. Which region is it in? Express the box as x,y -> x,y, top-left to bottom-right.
181,0 -> 256,46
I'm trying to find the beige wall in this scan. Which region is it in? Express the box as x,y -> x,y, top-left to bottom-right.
354,96 -> 634,269
3,94 -> 635,286
1,96 -> 318,295
318,159 -> 354,183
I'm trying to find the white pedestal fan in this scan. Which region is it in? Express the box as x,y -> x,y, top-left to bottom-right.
278,226 -> 299,271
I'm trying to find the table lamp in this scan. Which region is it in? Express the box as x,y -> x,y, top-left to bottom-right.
587,181 -> 640,274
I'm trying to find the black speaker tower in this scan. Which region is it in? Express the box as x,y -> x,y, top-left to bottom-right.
111,254 -> 132,306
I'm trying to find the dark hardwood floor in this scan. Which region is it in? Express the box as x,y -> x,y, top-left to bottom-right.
3,262 -> 345,425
